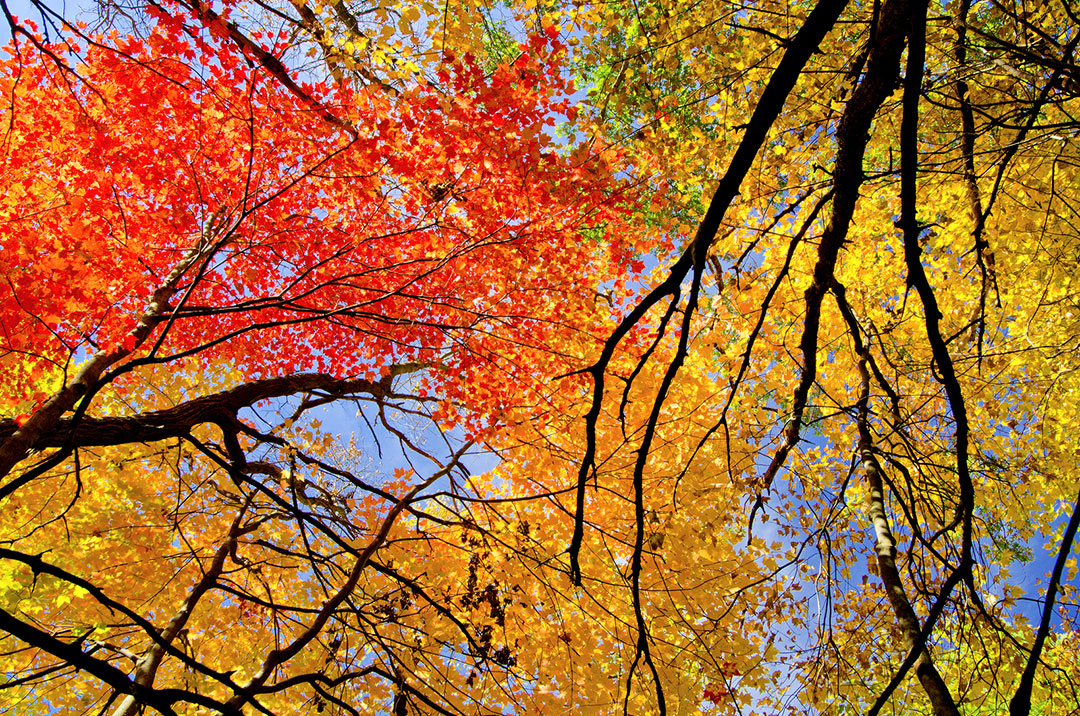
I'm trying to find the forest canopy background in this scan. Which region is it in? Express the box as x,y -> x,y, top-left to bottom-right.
1,0 -> 1079,715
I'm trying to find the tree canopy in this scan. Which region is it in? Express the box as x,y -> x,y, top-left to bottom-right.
1,0 -> 1079,714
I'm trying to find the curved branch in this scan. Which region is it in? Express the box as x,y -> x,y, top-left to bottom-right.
0,373 -> 386,452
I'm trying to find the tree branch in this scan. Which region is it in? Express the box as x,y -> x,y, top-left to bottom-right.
0,373 -> 386,452
1010,486 -> 1080,716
